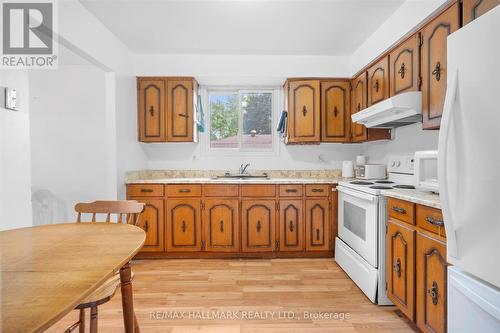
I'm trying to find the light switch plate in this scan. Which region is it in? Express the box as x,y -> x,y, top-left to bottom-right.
5,88 -> 18,110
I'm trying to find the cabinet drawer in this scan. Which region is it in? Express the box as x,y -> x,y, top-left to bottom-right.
388,198 -> 415,225
305,184 -> 330,196
416,205 -> 445,238
240,185 -> 276,197
204,184 -> 239,197
127,184 -> 164,197
166,184 -> 202,197
279,185 -> 303,197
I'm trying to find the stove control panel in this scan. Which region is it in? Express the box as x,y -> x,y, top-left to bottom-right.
387,155 -> 414,174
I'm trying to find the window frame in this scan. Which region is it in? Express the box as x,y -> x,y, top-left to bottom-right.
201,86 -> 280,157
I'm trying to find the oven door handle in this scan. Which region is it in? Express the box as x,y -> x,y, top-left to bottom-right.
337,186 -> 377,203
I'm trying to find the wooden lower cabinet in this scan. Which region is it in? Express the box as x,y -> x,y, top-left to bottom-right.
386,219 -> 416,321
166,198 -> 202,252
241,200 -> 276,252
416,233 -> 447,333
279,200 -> 304,252
129,198 -> 164,253
305,199 -> 330,251
203,199 -> 239,252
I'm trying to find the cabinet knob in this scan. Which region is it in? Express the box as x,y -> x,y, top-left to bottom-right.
178,113 -> 189,118
432,61 -> 441,81
425,216 -> 444,227
316,229 -> 320,241
256,220 -> 261,232
302,105 -> 308,117
392,206 -> 406,214
143,220 -> 149,232
181,220 -> 187,233
357,103 -> 361,112
428,281 -> 439,305
373,80 -> 380,92
289,220 -> 294,232
333,106 -> 338,117
398,62 -> 406,79
149,105 -> 154,116
220,220 -> 224,233
394,258 -> 402,277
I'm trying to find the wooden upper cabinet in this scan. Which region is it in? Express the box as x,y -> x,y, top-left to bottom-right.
367,56 -> 389,106
279,200 -> 304,252
128,198 -> 164,253
386,219 -> 416,321
166,198 -> 202,252
389,34 -> 420,96
321,80 -> 351,142
416,233 -> 447,333
351,73 -> 368,142
420,3 -> 460,129
138,79 -> 166,142
286,80 -> 321,144
305,199 -> 330,251
204,199 -> 239,252
167,79 -> 195,142
137,77 -> 198,142
463,0 -> 500,25
241,200 -> 276,252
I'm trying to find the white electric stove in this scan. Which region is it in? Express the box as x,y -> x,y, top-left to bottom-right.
335,155 -> 415,305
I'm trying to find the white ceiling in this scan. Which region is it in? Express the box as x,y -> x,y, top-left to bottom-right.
79,0 -> 405,55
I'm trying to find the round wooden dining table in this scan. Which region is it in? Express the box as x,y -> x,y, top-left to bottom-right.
0,223 -> 145,333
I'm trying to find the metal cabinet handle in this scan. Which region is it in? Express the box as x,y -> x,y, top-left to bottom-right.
256,220 -> 261,232
179,189 -> 191,193
425,216 -> 444,227
181,221 -> 187,232
302,105 -> 308,117
333,106 -> 338,117
392,206 -> 406,214
432,62 -> 441,81
140,188 -> 153,193
357,103 -> 361,112
312,188 -> 324,193
289,221 -> 294,232
398,62 -> 406,79
394,258 -> 402,277
220,220 -> 224,233
428,281 -> 439,305
285,189 -> 298,193
143,220 -> 149,232
149,106 -> 154,116
178,113 -> 189,118
373,80 -> 380,92
316,229 -> 320,241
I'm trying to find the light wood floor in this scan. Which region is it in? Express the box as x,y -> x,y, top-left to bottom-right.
47,259 -> 417,333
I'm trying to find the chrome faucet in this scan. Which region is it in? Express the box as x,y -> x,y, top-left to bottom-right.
239,163 -> 250,175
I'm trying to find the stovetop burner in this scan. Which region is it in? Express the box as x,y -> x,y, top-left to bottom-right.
375,180 -> 394,184
393,185 -> 416,189
350,181 -> 374,185
369,186 -> 393,189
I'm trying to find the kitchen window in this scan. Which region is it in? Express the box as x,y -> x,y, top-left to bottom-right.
206,89 -> 276,153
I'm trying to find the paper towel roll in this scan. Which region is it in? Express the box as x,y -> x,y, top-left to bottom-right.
342,161 -> 354,178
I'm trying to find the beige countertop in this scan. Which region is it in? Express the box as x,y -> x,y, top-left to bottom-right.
381,188 -> 441,209
127,177 -> 340,184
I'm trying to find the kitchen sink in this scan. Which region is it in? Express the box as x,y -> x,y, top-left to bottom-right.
212,172 -> 269,180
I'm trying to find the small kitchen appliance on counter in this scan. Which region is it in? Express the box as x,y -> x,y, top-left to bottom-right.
414,150 -> 438,193
355,164 -> 386,180
335,155 -> 415,304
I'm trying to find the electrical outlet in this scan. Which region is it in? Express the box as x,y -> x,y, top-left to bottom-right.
5,88 -> 18,111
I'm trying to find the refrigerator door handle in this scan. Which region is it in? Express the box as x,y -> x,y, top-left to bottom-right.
438,68 -> 459,258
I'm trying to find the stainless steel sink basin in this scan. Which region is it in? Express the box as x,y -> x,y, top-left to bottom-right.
212,172 -> 269,180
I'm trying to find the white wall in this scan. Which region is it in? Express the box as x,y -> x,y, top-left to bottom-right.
0,70 -> 33,230
29,65 -> 114,224
350,0 -> 447,75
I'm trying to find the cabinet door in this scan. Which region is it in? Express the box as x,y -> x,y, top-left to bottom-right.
287,80 -> 320,143
166,79 -> 194,142
166,198 -> 201,252
367,56 -> 389,106
138,79 -> 165,142
305,199 -> 330,251
463,0 -> 500,25
279,200 -> 304,252
129,198 -> 164,253
203,199 -> 239,252
421,3 -> 460,129
241,200 -> 276,252
416,233 -> 447,333
386,219 -> 416,321
351,73 -> 367,142
390,34 -> 420,96
321,81 -> 351,142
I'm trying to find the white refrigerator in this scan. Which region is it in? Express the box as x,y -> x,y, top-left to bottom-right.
438,6 -> 500,332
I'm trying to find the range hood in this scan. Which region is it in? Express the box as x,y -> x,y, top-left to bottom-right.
351,91 -> 422,128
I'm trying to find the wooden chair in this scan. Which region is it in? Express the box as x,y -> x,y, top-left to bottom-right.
64,200 -> 145,333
